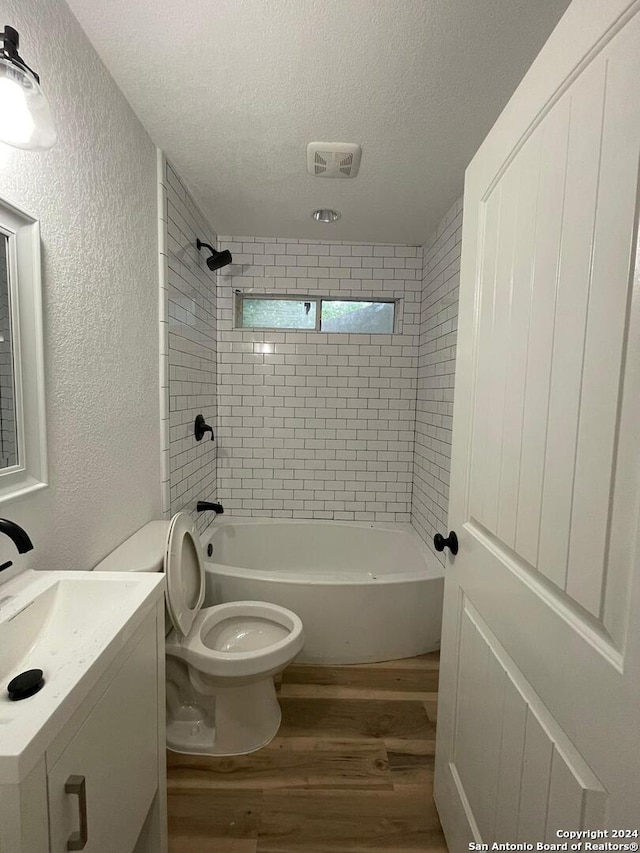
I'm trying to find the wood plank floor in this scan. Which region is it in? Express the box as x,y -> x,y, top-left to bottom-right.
167,653 -> 447,852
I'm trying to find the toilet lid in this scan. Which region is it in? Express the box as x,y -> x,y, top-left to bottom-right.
165,512 -> 205,637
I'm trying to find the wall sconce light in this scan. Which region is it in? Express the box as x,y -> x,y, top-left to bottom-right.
0,25 -> 56,150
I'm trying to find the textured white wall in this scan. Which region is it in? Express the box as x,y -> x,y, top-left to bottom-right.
411,197 -> 463,563
0,0 -> 160,574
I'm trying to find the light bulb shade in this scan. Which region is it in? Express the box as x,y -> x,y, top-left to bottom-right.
0,56 -> 56,150
312,208 -> 341,223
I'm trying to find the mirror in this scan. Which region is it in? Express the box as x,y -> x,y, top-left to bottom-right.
0,196 -> 47,503
0,235 -> 18,469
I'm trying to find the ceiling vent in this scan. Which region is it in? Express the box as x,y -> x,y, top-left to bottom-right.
307,142 -> 362,178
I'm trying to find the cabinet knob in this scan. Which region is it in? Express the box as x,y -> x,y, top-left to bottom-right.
65,775 -> 88,850
433,531 -> 459,556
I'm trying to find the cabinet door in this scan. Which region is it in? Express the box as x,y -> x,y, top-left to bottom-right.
48,618 -> 158,853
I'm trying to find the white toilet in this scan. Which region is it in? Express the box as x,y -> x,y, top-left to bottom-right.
95,512 -> 304,756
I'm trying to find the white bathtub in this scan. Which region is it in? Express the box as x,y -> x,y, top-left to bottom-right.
202,518 -> 444,664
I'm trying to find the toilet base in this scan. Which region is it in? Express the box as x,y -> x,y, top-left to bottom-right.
166,658 -> 283,756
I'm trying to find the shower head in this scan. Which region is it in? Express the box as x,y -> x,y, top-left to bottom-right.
205,248 -> 233,272
196,239 -> 233,272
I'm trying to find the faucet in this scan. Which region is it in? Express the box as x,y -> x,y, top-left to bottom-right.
196,501 -> 224,515
0,519 -> 33,572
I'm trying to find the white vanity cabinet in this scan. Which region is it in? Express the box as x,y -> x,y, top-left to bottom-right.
0,581 -> 167,853
47,611 -> 162,853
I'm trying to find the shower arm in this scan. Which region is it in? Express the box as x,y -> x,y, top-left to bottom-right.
196,238 -> 215,254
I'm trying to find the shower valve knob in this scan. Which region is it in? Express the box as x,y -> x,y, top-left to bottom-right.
194,414 -> 214,442
433,531 -> 458,556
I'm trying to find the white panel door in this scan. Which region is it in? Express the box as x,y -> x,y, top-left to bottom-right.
434,0 -> 640,847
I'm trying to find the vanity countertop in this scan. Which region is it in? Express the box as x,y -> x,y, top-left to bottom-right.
0,569 -> 164,783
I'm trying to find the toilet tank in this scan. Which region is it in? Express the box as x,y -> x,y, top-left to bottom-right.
94,520 -> 169,573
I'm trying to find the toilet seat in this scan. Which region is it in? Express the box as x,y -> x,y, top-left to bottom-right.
166,600 -> 304,682
164,513 -> 205,637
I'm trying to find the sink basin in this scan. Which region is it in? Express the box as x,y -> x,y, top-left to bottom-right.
0,577 -> 142,685
0,569 -> 164,783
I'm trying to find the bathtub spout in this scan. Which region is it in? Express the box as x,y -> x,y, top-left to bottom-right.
197,501 -> 224,514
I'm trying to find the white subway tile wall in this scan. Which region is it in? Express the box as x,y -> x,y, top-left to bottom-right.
158,156 -> 218,534
215,237 -> 422,521
411,197 -> 463,563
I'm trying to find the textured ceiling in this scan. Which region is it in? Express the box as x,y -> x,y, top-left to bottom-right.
65,0 -> 571,244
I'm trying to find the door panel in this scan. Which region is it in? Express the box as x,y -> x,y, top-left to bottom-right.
496,133 -> 540,548
468,52 -> 624,610
493,678 -> 527,840
435,0 -> 640,844
451,599 -> 606,842
567,41 -> 640,624
515,102 -> 569,568
536,60 -> 605,593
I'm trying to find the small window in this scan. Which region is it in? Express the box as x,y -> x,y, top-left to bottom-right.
321,300 -> 395,334
236,294 -> 396,334
240,297 -> 316,330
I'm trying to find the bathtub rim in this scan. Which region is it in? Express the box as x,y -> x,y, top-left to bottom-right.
201,516 -> 444,587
